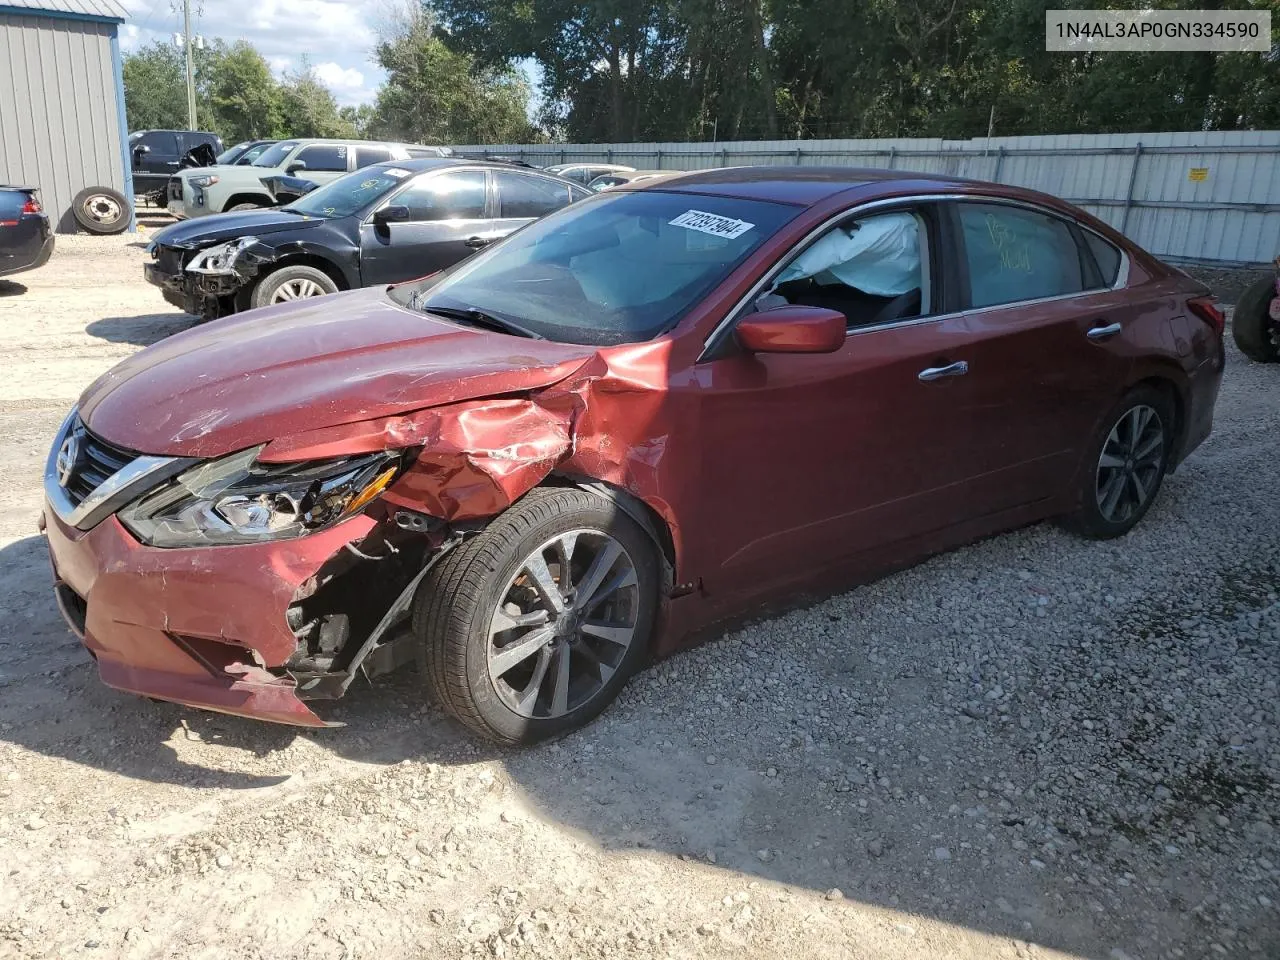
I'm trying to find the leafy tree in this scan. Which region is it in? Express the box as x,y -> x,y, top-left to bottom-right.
368,7 -> 536,144
200,40 -> 284,142
280,57 -> 358,138
122,41 -> 197,131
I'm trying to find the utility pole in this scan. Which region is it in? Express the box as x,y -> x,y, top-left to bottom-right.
183,0 -> 196,130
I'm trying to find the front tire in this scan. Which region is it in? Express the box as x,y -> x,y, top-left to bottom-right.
1061,385 -> 1174,539
412,488 -> 659,744
1231,276 -> 1280,363
251,265 -> 338,308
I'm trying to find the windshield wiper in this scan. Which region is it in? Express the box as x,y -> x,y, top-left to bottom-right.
421,303 -> 543,340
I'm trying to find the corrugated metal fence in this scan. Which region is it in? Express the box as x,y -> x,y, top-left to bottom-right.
454,130 -> 1280,266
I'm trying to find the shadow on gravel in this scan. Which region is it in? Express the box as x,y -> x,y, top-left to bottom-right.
3,526 -> 1275,959
86,312 -> 199,346
0,280 -> 29,297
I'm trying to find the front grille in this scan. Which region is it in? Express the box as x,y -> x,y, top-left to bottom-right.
168,176 -> 183,201
63,422 -> 137,507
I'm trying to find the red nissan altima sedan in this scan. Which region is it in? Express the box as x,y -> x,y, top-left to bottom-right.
42,167 -> 1225,742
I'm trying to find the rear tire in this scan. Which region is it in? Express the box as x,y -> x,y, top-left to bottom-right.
1231,276 -> 1280,363
412,488 -> 659,744
250,265 -> 338,308
1060,385 -> 1175,539
72,186 -> 129,234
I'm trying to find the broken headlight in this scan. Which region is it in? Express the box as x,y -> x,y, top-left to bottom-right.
186,236 -> 257,274
118,446 -> 399,548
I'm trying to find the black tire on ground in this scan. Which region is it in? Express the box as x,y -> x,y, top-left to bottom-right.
227,202 -> 264,212
1060,384 -> 1176,540
250,265 -> 338,309
71,186 -> 130,235
412,487 -> 660,744
1231,275 -> 1280,363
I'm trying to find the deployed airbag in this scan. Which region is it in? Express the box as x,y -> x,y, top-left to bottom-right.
775,212 -> 921,297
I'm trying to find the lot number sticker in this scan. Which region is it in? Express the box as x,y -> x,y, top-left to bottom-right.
669,209 -> 755,239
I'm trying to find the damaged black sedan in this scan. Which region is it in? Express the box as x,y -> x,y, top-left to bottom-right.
144,158 -> 588,319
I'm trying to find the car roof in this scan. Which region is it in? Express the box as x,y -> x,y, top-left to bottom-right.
279,138 -> 444,148
623,165 -> 987,206
364,157 -> 581,178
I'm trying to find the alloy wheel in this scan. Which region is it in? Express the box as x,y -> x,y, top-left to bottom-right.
487,529 -> 639,719
1095,404 -> 1164,524
270,278 -> 326,302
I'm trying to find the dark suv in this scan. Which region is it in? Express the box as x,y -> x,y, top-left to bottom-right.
129,130 -> 224,203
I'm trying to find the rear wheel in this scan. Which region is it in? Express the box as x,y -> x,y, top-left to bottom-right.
250,265 -> 338,308
1061,385 -> 1174,539
412,488 -> 659,743
72,186 -> 130,234
1231,275 -> 1280,363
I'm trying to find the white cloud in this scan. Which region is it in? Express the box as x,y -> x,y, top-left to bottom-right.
314,62 -> 366,95
118,0 -> 387,106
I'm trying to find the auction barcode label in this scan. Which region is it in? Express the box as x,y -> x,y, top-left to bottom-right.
669,210 -> 755,239
1046,9 -> 1271,52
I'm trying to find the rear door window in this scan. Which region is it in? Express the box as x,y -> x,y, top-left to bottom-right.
395,170 -> 488,221
355,146 -> 394,169
494,172 -> 572,218
142,131 -> 180,154
295,144 -> 349,172
957,203 -> 1084,308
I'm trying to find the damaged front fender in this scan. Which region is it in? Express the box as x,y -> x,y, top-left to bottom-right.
262,397 -> 576,521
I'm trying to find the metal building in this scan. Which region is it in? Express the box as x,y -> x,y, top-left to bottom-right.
0,0 -> 130,233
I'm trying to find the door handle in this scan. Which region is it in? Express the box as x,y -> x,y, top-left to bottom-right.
918,360 -> 969,382
464,236 -> 493,248
1086,321 -> 1123,341
164,160 -> 180,167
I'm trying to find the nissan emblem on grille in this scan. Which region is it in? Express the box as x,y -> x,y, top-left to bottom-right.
55,433 -> 80,488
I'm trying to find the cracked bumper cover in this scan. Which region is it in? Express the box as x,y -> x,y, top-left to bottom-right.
42,501 -> 377,726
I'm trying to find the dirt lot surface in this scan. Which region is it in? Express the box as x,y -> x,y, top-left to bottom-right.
0,234 -> 1277,960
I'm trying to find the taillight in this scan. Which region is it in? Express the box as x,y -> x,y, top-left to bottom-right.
1187,296 -> 1225,337
21,196 -> 41,215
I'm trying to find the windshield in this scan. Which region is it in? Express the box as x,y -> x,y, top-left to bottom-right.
283,165 -> 413,218
390,190 -> 798,346
216,142 -> 249,164
252,141 -> 300,168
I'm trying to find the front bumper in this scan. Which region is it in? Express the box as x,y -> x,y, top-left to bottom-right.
42,500 -> 377,726
145,254 -> 246,316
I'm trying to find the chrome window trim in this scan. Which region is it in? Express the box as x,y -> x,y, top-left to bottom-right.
698,191 -> 1132,361
44,412 -> 197,532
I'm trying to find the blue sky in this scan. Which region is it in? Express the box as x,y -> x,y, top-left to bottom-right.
120,0 -> 544,119
120,0 -> 396,107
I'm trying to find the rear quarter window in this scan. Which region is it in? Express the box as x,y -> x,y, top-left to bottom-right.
1083,231 -> 1123,286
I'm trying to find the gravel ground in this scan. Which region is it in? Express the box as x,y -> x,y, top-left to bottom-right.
0,234 -> 1276,960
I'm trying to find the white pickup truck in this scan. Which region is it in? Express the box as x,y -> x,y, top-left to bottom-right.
166,139 -> 451,219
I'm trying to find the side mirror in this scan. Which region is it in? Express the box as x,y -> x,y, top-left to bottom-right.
286,160 -> 307,175
374,204 -> 410,224
734,305 -> 846,354
132,144 -> 150,163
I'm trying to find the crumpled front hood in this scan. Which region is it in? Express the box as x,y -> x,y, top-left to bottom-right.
78,288 -> 598,458
152,209 -> 325,248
